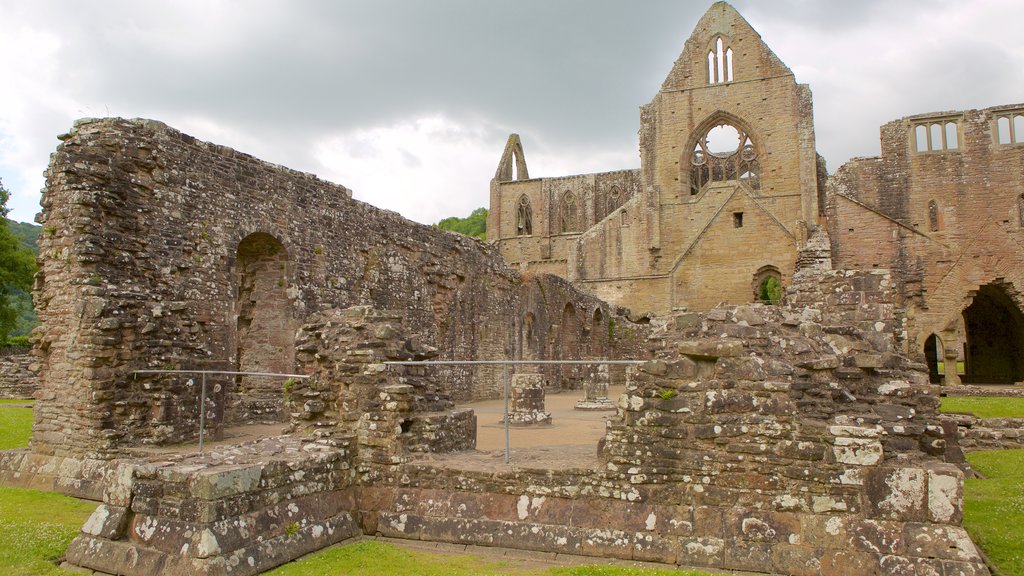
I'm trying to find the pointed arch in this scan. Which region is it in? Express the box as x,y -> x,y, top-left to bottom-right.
494,134 -> 530,182
559,190 -> 578,233
516,195 -> 533,236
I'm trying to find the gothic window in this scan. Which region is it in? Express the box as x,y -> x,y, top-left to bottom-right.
912,118 -> 960,152
689,121 -> 760,194
928,200 -> 940,232
559,191 -> 577,233
995,110 -> 1024,145
707,36 -> 734,84
516,195 -> 533,236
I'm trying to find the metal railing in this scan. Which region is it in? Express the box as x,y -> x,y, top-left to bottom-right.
132,369 -> 310,453
383,360 -> 645,463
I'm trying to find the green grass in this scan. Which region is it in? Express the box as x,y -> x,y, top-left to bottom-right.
0,406 -> 33,450
266,540 -> 709,576
0,487 -> 96,575
0,399 -> 34,405
936,361 -> 966,374
940,396 -> 1024,419
964,449 -> 1024,576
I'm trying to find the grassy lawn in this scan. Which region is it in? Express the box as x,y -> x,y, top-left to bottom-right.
0,399 -> 34,404
964,449 -> 1024,576
940,396 -> 1024,419
0,487 -> 96,575
0,405 -> 33,450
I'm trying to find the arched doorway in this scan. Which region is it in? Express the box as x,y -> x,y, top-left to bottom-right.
752,265 -> 783,305
558,303 -> 579,389
233,233 -> 295,423
962,283 -> 1024,384
924,334 -> 942,384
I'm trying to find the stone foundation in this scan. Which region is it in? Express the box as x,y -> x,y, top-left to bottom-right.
65,436 -> 359,576
946,414 -> 1024,451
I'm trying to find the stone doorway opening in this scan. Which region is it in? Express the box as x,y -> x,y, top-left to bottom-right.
924,333 -> 943,384
232,232 -> 296,424
962,283 -> 1024,384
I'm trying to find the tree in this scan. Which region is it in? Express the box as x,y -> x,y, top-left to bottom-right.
0,179 -> 37,343
435,207 -> 487,240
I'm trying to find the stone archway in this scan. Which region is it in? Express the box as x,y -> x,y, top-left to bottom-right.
923,333 -> 943,384
962,283 -> 1024,384
232,232 -> 295,423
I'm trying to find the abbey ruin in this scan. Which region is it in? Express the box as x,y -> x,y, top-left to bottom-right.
0,2 -> 1020,575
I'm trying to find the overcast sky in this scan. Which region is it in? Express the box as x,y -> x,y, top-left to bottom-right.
2,0 -> 1023,225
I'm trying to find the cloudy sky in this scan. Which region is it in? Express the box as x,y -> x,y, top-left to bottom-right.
2,0 -> 1023,225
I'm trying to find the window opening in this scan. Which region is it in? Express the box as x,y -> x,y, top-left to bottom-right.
690,120 -> 759,194
944,122 -> 959,149
516,195 -> 533,236
707,36 -> 734,84
996,111 -> 1024,145
733,212 -> 743,228
912,118 -> 960,152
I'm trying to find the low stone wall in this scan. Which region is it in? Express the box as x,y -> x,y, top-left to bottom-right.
944,413 -> 1024,451
0,349 -> 36,399
65,436 -> 359,576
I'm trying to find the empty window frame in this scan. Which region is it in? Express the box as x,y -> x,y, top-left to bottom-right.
707,36 -> 734,84
690,121 -> 760,194
995,111 -> 1024,145
912,119 -> 960,152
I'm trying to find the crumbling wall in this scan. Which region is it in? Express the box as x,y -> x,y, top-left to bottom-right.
361,279 -> 985,575
0,347 -> 35,399
828,104 -> 1024,363
32,118 -> 614,459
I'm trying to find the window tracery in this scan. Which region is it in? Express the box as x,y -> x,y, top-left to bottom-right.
559,191 -> 577,233
689,121 -> 760,194
516,195 -> 533,236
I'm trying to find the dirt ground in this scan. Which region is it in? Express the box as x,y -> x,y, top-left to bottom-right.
413,385 -> 625,472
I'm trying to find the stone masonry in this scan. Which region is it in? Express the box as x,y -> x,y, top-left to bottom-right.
1,2 -> 1015,576
0,346 -> 36,399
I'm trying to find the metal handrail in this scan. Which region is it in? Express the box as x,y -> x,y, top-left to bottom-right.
383,359 -> 642,464
132,369 -> 310,452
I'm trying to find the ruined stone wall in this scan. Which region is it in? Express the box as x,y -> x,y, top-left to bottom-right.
0,347 -> 35,399
828,105 -> 1024,368
489,2 -> 819,316
492,170 -> 641,269
360,291 -> 985,575
33,118 -> 611,458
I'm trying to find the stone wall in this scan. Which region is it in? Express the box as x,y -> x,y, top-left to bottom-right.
828,104 -> 1024,380
490,2 -> 820,315
0,347 -> 35,399
33,118 -> 625,459
945,413 -> 1024,452
362,299 -> 983,575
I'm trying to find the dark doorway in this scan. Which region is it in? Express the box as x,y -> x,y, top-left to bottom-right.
962,284 -> 1024,384
924,334 -> 942,384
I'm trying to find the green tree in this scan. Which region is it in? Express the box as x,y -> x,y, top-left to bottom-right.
758,276 -> 783,305
435,207 -> 487,240
0,179 -> 37,343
